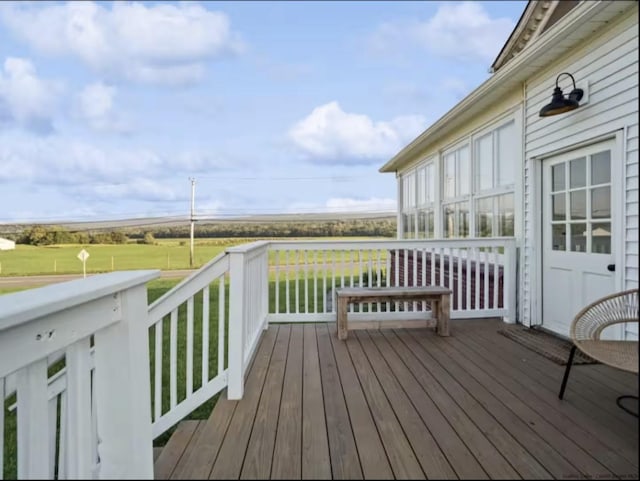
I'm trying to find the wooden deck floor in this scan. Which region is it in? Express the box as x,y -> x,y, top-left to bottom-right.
155,320 -> 639,480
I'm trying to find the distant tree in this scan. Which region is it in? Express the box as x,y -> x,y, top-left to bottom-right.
22,226 -> 55,246
143,231 -> 156,245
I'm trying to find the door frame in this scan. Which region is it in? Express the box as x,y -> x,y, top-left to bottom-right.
532,130 -> 624,337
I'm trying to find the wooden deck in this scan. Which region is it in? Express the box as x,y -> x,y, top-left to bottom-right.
155,320 -> 639,480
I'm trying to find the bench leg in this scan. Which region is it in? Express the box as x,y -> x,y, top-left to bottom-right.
337,297 -> 348,340
438,294 -> 450,337
431,300 -> 439,330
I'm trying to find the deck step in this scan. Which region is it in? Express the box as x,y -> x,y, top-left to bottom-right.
154,420 -> 201,480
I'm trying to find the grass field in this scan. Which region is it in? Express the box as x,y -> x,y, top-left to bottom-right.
0,236 -> 388,277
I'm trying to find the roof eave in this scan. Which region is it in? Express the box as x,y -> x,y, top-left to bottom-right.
379,0 -> 626,174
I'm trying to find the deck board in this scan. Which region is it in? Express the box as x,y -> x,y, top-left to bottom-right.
271,324 -> 304,479
363,329 -> 490,479
454,326 -> 638,475
208,327 -> 278,479
154,420 -> 200,480
423,329 -> 613,478
316,324 -> 363,479
156,320 -> 639,480
301,324 -> 331,480
328,325 -> 393,479
470,323 -> 639,443
348,330 -> 452,479
241,325 -> 290,479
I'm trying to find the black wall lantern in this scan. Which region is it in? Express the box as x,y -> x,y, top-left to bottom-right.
539,72 -> 584,117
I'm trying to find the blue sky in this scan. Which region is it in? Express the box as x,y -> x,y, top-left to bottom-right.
0,0 -> 526,223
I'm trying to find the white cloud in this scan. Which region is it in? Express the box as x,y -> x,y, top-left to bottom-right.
0,57 -> 61,133
0,2 -> 243,85
0,135 -> 161,184
72,178 -> 185,203
288,101 -> 426,164
369,2 -> 514,62
0,133 -> 241,193
75,82 -> 130,133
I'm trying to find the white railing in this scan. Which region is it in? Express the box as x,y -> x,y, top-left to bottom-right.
0,271 -> 159,480
1,237 -> 517,479
227,241 -> 270,399
147,252 -> 230,438
268,238 -> 517,324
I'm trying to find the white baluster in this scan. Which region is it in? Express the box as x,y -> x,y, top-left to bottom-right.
16,360 -> 49,479
66,338 -> 93,478
202,286 -> 210,385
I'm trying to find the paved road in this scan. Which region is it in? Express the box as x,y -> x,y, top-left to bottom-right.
0,269 -> 197,289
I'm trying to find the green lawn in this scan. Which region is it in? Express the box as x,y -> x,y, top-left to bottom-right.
0,236 -> 388,277
0,240 -> 227,276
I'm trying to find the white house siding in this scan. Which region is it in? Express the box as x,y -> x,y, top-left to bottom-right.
522,7 -> 639,339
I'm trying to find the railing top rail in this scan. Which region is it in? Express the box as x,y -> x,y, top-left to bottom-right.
148,253 -> 229,324
225,240 -> 271,253
268,237 -> 517,249
0,270 -> 160,332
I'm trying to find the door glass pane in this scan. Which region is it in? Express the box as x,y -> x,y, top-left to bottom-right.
591,222 -> 611,254
476,197 -> 493,237
552,193 -> 566,220
570,157 -> 586,188
591,186 -> 610,219
552,163 -> 565,192
570,190 -> 586,219
570,223 -> 587,252
591,151 -> 611,185
552,224 -> 566,251
497,193 -> 515,237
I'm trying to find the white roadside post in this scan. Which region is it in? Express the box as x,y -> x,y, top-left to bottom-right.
77,249 -> 90,278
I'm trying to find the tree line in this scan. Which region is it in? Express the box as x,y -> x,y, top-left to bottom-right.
10,218 -> 396,246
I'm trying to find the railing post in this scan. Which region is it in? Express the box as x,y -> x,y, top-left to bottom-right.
93,284 -> 154,479
262,247 -> 270,331
505,241 -> 517,324
228,251 -> 246,400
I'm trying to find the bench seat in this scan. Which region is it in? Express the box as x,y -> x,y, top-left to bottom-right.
335,286 -> 452,340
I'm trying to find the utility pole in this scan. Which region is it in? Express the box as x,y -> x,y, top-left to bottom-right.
189,177 -> 196,268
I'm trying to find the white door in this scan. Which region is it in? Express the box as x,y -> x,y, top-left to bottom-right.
542,140 -> 618,338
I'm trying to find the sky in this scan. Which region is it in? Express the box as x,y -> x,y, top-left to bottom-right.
0,0 -> 527,223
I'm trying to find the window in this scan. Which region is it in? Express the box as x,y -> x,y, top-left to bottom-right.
401,171 -> 416,238
442,145 -> 470,238
473,120 -> 516,237
549,150 -> 611,253
416,162 -> 436,238
399,117 -> 518,240
401,159 -> 435,239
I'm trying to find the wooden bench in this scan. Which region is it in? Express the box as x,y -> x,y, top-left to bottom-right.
335,286 -> 452,340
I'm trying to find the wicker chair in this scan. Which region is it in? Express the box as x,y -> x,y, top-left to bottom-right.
559,288 -> 639,416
